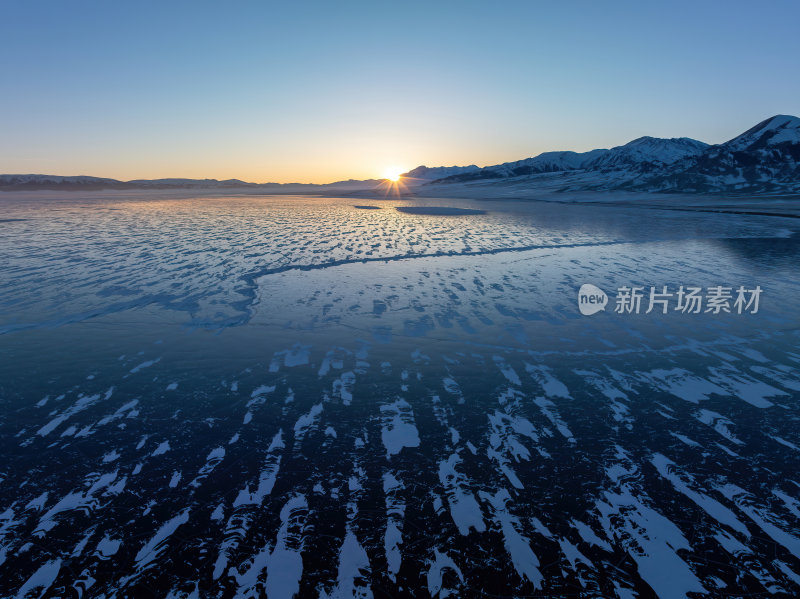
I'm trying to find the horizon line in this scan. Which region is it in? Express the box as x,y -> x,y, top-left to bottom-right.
3,113 -> 794,186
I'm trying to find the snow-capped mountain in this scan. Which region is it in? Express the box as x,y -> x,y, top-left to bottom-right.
507,150 -> 604,173
723,114 -> 800,151
584,136 -> 709,170
450,150 -> 610,181
427,115 -> 799,193
427,151 -> 597,182
431,137 -> 710,184
401,164 -> 480,181
626,115 -> 800,193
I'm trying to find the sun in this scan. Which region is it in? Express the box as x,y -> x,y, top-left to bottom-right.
382,166 -> 404,182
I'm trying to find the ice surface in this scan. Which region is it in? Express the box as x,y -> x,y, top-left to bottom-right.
597,449 -> 707,598
651,453 -> 749,535
637,368 -> 725,403
2,193 -> 800,596
718,485 -> 800,557
395,206 -> 486,215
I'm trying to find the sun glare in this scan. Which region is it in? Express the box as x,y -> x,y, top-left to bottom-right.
383,167 -> 403,182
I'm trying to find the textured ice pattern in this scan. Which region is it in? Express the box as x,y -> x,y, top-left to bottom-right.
1,194 -> 799,597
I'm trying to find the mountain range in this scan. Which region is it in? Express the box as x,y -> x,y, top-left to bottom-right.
0,174 -> 381,192
2,115 -> 798,194
422,115 -> 800,194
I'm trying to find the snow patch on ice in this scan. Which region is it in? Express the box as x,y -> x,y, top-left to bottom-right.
134,509 -> 190,570
130,357 -> 160,373
426,549 -> 464,598
13,558 -> 61,599
264,495 -> 308,599
321,529 -> 372,599
637,368 -> 725,404
234,431 -> 284,507
438,453 -> 485,535
651,454 -> 749,536
480,488 -> 543,587
380,399 -> 420,457
526,363 -> 571,398
596,448 -> 706,598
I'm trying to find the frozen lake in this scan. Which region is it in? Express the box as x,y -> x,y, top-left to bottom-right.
1,193 -> 799,597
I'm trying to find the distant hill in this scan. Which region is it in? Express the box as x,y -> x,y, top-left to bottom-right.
0,174 -> 381,192
401,165 -> 480,181
0,174 -> 258,191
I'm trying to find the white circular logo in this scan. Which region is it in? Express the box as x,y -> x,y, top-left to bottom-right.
578,284 -> 608,315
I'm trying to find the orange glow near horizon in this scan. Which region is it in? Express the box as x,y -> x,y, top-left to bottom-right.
377,169 -> 411,199
382,166 -> 405,182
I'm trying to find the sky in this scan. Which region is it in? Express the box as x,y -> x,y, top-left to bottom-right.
1,1 -> 799,184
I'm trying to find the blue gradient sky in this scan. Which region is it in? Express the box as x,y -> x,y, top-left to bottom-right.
2,1 -> 798,183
